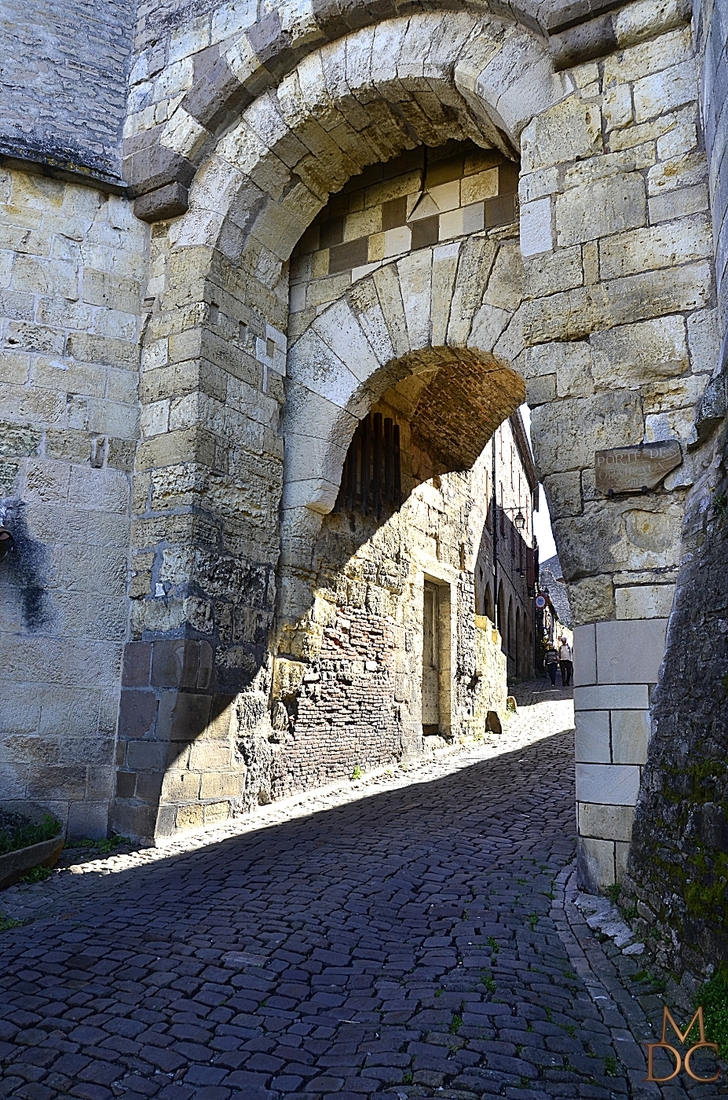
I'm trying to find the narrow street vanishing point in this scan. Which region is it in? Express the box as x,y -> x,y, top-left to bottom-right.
1,691 -> 715,1100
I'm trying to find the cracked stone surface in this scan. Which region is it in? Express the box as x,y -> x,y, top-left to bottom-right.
0,685 -> 721,1099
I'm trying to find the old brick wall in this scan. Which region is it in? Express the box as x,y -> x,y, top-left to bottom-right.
0,0 -> 135,185
271,609 -> 401,799
0,168 -> 147,835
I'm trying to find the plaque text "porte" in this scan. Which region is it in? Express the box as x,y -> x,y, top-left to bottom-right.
595,439 -> 682,495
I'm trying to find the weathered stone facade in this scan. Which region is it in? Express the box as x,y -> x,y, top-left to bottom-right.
0,170 -> 148,836
1,0 -> 726,923
616,0 -> 728,982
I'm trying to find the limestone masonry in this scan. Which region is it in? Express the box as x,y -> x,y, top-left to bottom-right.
1,0 -> 728,980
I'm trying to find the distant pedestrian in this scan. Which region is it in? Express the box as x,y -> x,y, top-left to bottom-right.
559,636 -> 573,687
544,642 -> 559,686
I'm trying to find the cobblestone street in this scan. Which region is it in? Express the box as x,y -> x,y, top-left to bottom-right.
0,688 -> 716,1100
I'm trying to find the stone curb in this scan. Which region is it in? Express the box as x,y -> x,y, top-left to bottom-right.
552,864 -> 710,1099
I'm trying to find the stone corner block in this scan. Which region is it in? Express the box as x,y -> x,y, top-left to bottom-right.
573,623 -> 596,686
574,683 -> 648,711
134,182 -> 190,222
578,801 -> 635,842
611,709 -> 650,764
575,710 -> 610,762
596,618 -> 668,685
576,762 -> 641,806
615,584 -> 675,620
577,836 -> 615,892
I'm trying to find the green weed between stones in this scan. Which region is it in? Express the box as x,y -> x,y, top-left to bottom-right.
605,883 -> 621,904
19,865 -> 52,884
68,834 -> 129,855
604,1055 -> 618,1076
0,914 -> 24,933
699,967 -> 728,1056
712,492 -> 728,521
450,1013 -> 463,1034
350,765 -> 363,781
631,970 -> 667,994
0,813 -> 60,855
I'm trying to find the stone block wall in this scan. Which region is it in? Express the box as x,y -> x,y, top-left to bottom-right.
574,617 -> 668,886
0,168 -> 148,834
514,12 -> 719,886
0,0 -> 135,185
615,0 -> 728,979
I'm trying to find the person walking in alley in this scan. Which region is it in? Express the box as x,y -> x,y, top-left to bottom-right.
559,636 -> 573,687
544,641 -> 559,687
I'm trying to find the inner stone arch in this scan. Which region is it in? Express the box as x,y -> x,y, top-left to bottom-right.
271,347 -> 529,789
278,342 -> 526,619
266,136 -> 530,798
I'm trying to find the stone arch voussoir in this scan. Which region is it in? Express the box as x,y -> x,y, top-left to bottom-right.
167,12 -> 564,264
279,237 -> 526,591
128,3 -> 568,221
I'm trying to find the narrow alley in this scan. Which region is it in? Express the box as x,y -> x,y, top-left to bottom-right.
0,690 -> 713,1099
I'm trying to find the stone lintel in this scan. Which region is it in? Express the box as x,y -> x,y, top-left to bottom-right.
0,147 -> 127,196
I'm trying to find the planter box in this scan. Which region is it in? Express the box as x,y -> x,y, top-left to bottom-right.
0,803 -> 64,890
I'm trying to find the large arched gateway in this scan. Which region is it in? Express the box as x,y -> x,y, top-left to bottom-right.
1,0 -> 726,968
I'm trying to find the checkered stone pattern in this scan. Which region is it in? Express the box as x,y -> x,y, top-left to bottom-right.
289,143 -> 518,337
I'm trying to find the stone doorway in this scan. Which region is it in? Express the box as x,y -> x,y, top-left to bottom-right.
422,580 -> 441,736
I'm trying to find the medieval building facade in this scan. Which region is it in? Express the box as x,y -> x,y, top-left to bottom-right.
2,0 -> 728,977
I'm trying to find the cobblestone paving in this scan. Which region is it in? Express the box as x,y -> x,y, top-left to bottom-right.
0,686 -> 719,1100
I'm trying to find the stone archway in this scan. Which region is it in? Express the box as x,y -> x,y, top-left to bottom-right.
114,4 -> 718,900
127,8 -> 564,221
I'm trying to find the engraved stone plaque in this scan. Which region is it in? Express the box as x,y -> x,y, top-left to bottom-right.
595,439 -> 682,495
